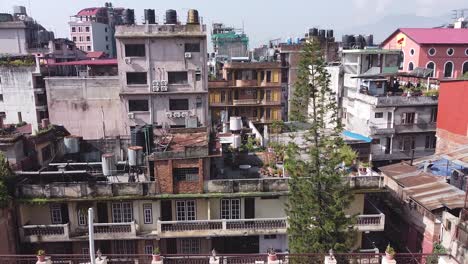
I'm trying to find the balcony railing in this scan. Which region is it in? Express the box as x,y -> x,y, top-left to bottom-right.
356,214 -> 385,232
208,81 -> 228,88
93,222 -> 137,239
235,79 -> 258,87
260,99 -> 281,105
158,218 -> 287,238
394,123 -> 436,133
232,99 -> 260,105
20,223 -> 70,242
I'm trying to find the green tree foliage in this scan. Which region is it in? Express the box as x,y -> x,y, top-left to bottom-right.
285,39 -> 356,253
0,153 -> 13,208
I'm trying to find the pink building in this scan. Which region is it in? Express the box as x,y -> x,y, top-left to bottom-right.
381,28 -> 468,79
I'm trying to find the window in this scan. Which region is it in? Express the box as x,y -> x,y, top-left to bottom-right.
41,145 -> 52,161
85,26 -> 90,32
266,90 -> 272,101
78,209 -> 87,226
409,49 -> 415,56
398,51 -> 404,70
105,27 -> 108,32
143,204 -> 153,224
220,91 -> 226,102
0,94 -> 3,102
430,107 -> 437,123
78,27 -> 82,32
126,72 -> 147,85
399,136 -> 415,151
179,239 -> 201,254
106,45 -> 109,50
86,36 -> 90,41
408,62 -> 414,71
82,248 -> 89,255
173,168 -> 199,181
73,36 -> 77,42
221,199 -> 240,219
112,202 -> 133,223
463,61 -> 468,75
447,48 -> 454,56
168,71 -> 188,85
426,61 -> 435,77
425,135 -> 437,149
266,108 -> 271,120
128,100 -> 149,112
375,112 -> 383,118
266,71 -> 272,82
71,27 -> 76,32
144,243 -> 154,255
184,43 -> 200,52
50,204 -> 62,224
0,112 -> 6,118
125,44 -> 145,57
79,36 -> 83,42
112,240 -> 136,254
401,112 -> 415,124
54,43 -> 61,50
176,200 -> 196,221
444,61 -> 454,78
87,46 -> 91,51
428,48 -> 436,56
169,99 -> 189,110
105,36 -> 109,41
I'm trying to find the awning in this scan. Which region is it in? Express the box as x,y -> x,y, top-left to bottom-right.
342,130 -> 372,143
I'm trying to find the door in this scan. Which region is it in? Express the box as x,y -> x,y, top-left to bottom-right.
96,203 -> 108,223
385,137 -> 391,154
387,112 -> 392,128
244,198 -> 255,219
60,204 -> 69,224
166,238 -> 177,254
161,200 -> 172,221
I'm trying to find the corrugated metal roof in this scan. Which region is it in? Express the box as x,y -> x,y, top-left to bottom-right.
383,28 -> 468,45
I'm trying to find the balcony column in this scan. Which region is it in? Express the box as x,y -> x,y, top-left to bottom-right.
381,258 -> 396,264
207,199 -> 211,220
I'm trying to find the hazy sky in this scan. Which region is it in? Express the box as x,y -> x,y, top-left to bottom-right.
0,0 -> 466,47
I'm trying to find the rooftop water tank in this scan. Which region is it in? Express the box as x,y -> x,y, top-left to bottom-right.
309,28 -> 318,37
64,135 -> 80,154
326,29 -> 334,39
365,34 -> 374,46
128,146 -> 143,166
318,29 -> 326,39
187,9 -> 199,24
0,13 -> 13,22
102,153 -> 116,176
13,6 -> 26,15
165,9 -> 177,24
123,9 -> 135,25
144,9 -> 156,24
229,117 -> 242,131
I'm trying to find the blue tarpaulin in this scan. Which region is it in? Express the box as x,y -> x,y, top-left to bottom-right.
418,158 -> 465,177
342,130 -> 372,143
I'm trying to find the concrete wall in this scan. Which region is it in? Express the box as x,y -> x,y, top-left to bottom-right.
116,30 -> 209,131
45,76 -> 124,139
0,27 -> 27,54
0,206 -> 17,254
0,66 -> 40,130
91,22 -> 111,54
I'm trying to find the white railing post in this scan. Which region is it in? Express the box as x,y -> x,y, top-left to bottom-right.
381,257 -> 396,264
222,219 -> 227,230
88,208 -> 96,264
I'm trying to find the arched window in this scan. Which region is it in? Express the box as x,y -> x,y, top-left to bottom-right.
444,61 -> 454,78
428,48 -> 436,56
426,61 -> 435,77
408,62 -> 414,71
463,61 -> 468,76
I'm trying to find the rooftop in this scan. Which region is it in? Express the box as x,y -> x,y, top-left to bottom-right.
341,48 -> 401,55
383,28 -> 468,45
223,61 -> 281,69
115,24 -> 206,38
76,7 -> 106,16
48,59 -> 117,66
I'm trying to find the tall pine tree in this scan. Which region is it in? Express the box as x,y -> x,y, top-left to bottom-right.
285,39 -> 356,253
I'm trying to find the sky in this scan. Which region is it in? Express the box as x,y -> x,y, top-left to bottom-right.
0,0 -> 466,47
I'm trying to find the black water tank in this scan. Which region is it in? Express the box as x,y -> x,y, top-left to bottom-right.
165,9 -> 177,24
309,28 -> 318,37
0,13 -> 13,23
326,29 -> 334,38
141,125 -> 154,153
365,34 -> 374,46
144,9 -> 156,24
355,35 -> 365,48
123,9 -> 135,25
318,29 -> 326,38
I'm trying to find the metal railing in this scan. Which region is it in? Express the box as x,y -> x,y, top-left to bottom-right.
233,99 -> 260,105
93,222 -> 134,234
0,253 -> 458,264
356,214 -> 385,232
159,218 -> 287,233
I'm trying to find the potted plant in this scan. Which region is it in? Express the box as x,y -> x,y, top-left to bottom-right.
267,248 -> 277,262
37,249 -> 46,262
152,247 -> 161,261
385,244 -> 395,260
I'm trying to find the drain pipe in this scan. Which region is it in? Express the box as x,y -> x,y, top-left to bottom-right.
88,208 -> 96,264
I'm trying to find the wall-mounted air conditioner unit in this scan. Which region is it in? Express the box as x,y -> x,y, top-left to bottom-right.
160,85 -> 168,92
173,112 -> 181,118
181,111 -> 188,117
124,58 -> 132,64
161,80 -> 168,86
166,112 -> 173,118
152,80 -> 160,92
127,112 -> 135,119
184,52 -> 192,59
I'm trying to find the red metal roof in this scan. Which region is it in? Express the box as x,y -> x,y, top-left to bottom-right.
86,51 -> 107,59
77,7 -> 105,16
49,59 -> 117,66
383,28 -> 468,45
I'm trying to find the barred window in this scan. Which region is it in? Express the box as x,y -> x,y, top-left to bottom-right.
143,204 -> 153,224
112,202 -> 133,223
78,209 -> 87,226
179,239 -> 201,254
176,200 -> 196,221
173,168 -> 199,181
50,204 -> 62,224
144,243 -> 154,255
221,199 -> 240,219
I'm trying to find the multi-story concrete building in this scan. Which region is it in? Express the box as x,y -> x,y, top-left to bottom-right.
209,62 -> 282,126
381,28 -> 468,79
340,48 -> 438,165
69,4 -> 134,57
115,9 -> 209,131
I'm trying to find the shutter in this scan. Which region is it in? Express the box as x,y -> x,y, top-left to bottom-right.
257,71 -> 262,85
214,93 -> 220,103
273,70 -> 279,83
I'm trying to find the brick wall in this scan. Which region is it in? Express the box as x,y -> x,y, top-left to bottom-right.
155,158 -> 205,194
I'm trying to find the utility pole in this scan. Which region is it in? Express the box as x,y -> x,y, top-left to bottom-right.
88,208 -> 96,264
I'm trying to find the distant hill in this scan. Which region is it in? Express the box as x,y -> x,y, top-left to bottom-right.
336,14 -> 450,44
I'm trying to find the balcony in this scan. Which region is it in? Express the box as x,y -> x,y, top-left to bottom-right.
158,218 -> 287,238
208,81 -> 228,88
352,92 -> 438,107
232,99 -> 260,106
260,99 -> 281,106
210,101 -> 231,107
260,81 -> 281,87
394,123 -> 436,133
369,122 -> 395,135
20,223 -> 70,242
235,80 -> 258,87
92,222 -> 138,240
372,149 -> 435,161
356,214 -> 385,232
17,182 -> 158,199
206,178 -> 289,193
